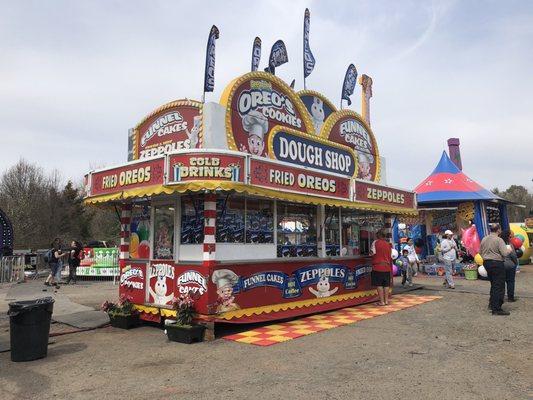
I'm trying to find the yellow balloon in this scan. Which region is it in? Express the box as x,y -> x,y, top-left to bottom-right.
474,253 -> 484,266
130,233 -> 140,258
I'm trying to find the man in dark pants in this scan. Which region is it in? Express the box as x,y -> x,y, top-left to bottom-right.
480,223 -> 511,315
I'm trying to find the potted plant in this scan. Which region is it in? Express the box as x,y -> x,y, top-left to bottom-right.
101,295 -> 139,329
165,294 -> 206,344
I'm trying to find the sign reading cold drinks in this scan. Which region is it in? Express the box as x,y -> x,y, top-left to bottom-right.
168,153 -> 245,183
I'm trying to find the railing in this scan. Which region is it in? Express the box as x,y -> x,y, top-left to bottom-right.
0,256 -> 25,283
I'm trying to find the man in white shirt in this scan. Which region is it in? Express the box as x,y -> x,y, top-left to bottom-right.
440,230 -> 458,289
404,239 -> 419,277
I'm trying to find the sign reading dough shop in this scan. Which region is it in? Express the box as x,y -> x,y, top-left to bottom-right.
221,71 -> 313,158
132,100 -> 203,160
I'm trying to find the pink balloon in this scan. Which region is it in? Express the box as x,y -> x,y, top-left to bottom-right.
392,264 -> 399,276
461,225 -> 480,256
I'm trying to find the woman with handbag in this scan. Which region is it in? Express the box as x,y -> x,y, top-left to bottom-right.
501,230 -> 518,302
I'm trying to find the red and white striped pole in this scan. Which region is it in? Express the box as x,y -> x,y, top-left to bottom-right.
203,193 -> 217,267
119,204 -> 132,269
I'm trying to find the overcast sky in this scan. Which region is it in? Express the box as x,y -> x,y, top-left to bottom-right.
1,0 -> 532,192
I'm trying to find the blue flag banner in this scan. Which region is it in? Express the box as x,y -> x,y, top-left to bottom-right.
204,25 -> 220,93
251,37 -> 261,72
341,64 -> 358,106
264,39 -> 288,75
303,8 -> 315,79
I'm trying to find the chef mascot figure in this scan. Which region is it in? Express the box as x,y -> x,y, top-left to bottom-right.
357,151 -> 374,181
242,110 -> 268,156
212,269 -> 241,313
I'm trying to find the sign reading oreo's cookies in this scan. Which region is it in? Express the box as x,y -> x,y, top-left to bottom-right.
221,72 -> 313,158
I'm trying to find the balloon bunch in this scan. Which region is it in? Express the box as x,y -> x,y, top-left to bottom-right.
510,235 -> 525,258
461,225 -> 480,257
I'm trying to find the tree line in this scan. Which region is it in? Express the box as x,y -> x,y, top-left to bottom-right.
0,159 -> 119,250
492,185 -> 533,222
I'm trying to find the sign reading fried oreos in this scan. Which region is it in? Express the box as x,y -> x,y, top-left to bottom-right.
222,71 -> 312,158
269,127 -> 356,177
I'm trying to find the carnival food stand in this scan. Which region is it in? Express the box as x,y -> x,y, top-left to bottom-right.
84,72 -> 417,328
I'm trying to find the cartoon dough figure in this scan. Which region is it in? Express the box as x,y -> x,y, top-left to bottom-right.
212,269 -> 240,313
357,151 -> 374,181
310,97 -> 325,133
309,274 -> 338,298
242,110 -> 268,156
149,274 -> 174,305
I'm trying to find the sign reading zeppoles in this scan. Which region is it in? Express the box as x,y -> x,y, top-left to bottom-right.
354,180 -> 415,208
90,158 -> 165,196
249,158 -> 350,200
168,153 -> 245,184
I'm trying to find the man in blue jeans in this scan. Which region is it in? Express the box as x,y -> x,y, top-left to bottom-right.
440,230 -> 457,289
480,223 -> 511,315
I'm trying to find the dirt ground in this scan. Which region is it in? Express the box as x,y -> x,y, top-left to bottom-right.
1,267 -> 532,400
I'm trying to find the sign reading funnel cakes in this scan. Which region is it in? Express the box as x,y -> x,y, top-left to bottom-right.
222,72 -> 313,157
132,99 -> 203,160
321,110 -> 380,182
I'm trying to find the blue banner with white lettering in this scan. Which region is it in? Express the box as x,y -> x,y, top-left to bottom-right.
264,40 -> 288,75
251,37 -> 261,72
232,264 -> 372,299
341,64 -> 358,106
271,129 -> 356,176
203,25 -> 220,93
303,8 -> 315,79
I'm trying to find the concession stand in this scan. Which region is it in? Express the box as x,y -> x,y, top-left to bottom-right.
84,72 -> 417,330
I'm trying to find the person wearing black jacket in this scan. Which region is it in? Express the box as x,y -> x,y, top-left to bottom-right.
66,241 -> 83,284
502,230 -> 518,302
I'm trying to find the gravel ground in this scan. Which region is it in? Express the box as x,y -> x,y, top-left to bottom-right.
1,266 -> 532,400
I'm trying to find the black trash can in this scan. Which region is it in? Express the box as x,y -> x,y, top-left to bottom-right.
8,297 -> 54,362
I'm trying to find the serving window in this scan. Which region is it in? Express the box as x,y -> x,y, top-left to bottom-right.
277,203 -> 317,257
216,196 -> 245,243
153,206 -> 174,259
341,210 -> 384,256
246,198 -> 274,244
129,203 -> 151,260
180,195 -> 204,245
324,207 -> 340,256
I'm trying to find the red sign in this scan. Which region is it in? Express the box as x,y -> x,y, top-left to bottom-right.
168,153 -> 245,184
354,180 -> 415,208
90,158 -> 165,197
223,72 -> 313,157
322,111 -> 380,182
133,100 -> 203,159
249,158 -> 350,200
119,262 -> 147,305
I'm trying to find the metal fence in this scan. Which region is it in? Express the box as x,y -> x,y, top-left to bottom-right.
2,249 -> 120,285
0,256 -> 25,283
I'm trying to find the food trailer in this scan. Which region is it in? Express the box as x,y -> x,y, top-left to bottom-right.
84,72 -> 417,329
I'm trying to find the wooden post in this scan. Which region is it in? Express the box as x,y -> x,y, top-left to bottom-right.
360,74 -> 373,126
